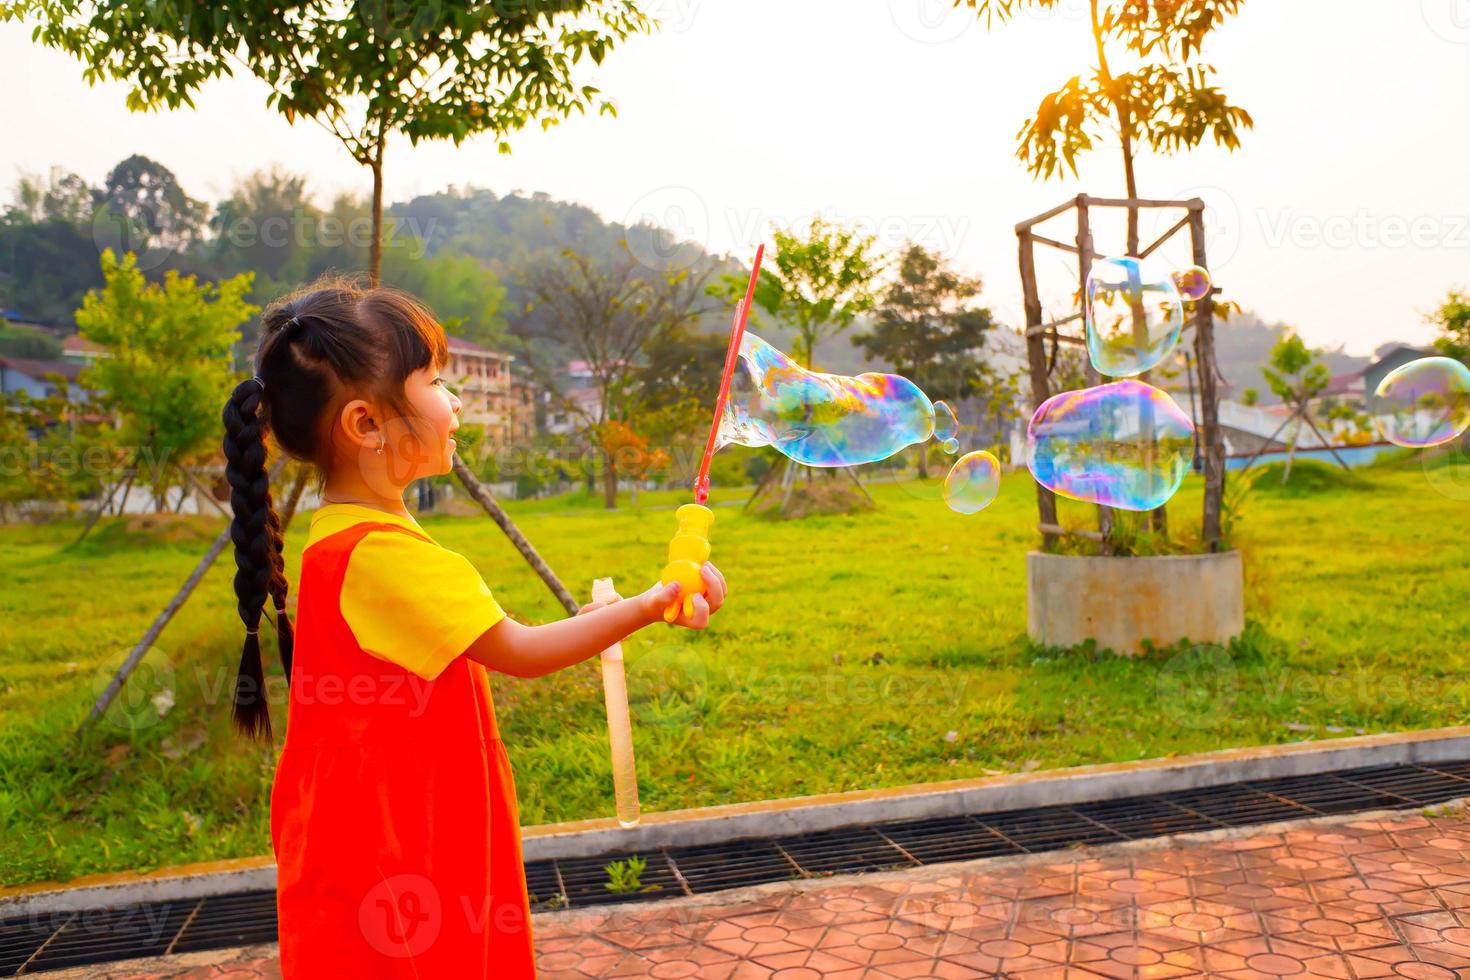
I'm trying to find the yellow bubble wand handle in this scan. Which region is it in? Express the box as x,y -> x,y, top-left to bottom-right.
660,504 -> 713,622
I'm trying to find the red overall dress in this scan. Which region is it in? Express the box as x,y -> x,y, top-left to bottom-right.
271,505 -> 536,977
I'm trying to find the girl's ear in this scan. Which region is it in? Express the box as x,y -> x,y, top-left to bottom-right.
336,398 -> 381,454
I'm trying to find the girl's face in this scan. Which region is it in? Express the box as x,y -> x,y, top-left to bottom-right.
395,364 -> 462,480
329,362 -> 462,496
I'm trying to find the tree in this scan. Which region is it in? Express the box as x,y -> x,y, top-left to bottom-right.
6,166 -> 94,226
631,322 -> 728,487
510,238 -> 714,508
75,250 -> 257,509
7,0 -> 654,284
383,247 -> 507,349
854,243 -> 995,476
595,419 -> 670,506
92,154 -> 206,259
970,366 -> 1025,461
0,319 -> 63,359
1260,331 -> 1330,482
0,190 -> 105,323
0,378 -> 117,521
1428,289 -> 1470,366
719,216 -> 883,369
967,0 -> 1253,252
209,166 -> 320,285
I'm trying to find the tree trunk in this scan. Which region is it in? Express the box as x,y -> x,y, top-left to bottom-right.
603,453 -> 618,509
368,138 -> 385,287
916,444 -> 929,480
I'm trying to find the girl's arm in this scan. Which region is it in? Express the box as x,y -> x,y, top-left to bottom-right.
465,563 -> 727,679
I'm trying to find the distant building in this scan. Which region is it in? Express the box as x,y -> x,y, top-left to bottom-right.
509,378 -> 537,446
546,385 -> 603,436
444,336 -> 516,446
1363,344 -> 1439,408
61,335 -> 110,366
0,357 -> 85,400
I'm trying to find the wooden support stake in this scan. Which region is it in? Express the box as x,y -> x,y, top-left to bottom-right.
593,576 -> 640,829
1190,209 -> 1226,551
452,454 -> 579,616
79,455 -> 292,736
1018,230 -> 1059,549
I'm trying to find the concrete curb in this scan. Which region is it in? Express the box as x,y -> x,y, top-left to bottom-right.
4,726 -> 1467,919
520,725 -> 1470,860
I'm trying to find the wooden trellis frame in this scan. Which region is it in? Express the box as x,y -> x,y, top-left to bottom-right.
1017,194 -> 1226,553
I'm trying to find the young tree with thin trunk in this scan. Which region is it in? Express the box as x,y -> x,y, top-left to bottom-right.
1261,331 -> 1331,483
966,0 -> 1252,254
75,250 -> 257,510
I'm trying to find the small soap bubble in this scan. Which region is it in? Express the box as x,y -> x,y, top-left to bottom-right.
943,451 -> 1001,514
940,437 -> 959,455
1172,265 -> 1212,302
932,400 -> 959,443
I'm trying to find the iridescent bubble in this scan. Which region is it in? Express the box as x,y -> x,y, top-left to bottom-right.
1171,265 -> 1212,302
1026,380 -> 1195,511
940,438 -> 959,455
943,451 -> 1000,514
1373,356 -> 1470,449
718,333 -> 937,467
1085,256 -> 1184,378
933,400 -> 959,443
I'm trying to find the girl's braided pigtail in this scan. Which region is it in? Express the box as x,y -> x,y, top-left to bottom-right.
221,377 -> 294,741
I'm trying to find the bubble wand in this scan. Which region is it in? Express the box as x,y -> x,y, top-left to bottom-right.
659,244 -> 764,622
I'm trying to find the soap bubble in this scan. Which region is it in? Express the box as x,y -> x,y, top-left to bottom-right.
718,333 -> 939,467
1373,355 -> 1470,449
1085,256 -> 1184,378
943,451 -> 1001,514
1026,380 -> 1195,511
940,438 -> 959,455
1171,265 -> 1212,302
933,400 -> 959,443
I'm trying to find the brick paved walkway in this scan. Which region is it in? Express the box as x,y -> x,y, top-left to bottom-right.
39,806 -> 1470,979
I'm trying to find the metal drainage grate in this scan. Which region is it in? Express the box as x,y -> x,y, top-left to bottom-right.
4,758 -> 1470,974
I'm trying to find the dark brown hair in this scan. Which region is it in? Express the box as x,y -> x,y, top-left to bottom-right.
220,276 -> 449,741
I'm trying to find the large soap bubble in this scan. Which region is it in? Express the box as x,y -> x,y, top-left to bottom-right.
1373,356 -> 1470,449
1026,380 -> 1195,511
943,451 -> 1001,514
1085,256 -> 1185,378
718,333 -> 939,467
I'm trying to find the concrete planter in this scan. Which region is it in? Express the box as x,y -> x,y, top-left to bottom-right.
1027,550 -> 1244,655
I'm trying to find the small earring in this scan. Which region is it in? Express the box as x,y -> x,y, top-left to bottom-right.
375,439 -> 384,455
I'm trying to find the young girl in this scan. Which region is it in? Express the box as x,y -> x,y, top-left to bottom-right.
220,278 -> 726,978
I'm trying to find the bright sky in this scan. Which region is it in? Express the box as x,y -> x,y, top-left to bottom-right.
5,0 -> 1469,356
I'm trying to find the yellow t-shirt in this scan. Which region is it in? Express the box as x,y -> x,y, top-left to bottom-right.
305,503 -> 507,681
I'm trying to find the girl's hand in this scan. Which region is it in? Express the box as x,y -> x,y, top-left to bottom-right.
638,562 -> 728,630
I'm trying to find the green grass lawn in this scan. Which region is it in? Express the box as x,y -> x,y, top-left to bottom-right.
2,457 -> 1468,888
